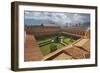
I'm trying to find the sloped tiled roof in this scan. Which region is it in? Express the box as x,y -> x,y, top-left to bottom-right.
24,35 -> 43,61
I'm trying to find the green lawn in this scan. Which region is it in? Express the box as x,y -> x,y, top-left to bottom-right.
37,35 -> 56,41
40,43 -> 64,56
63,38 -> 73,44
37,36 -> 57,45
38,38 -> 51,44
37,35 -> 74,56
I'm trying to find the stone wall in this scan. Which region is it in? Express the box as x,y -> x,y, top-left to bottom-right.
25,25 -> 61,38
25,25 -> 88,39
62,27 -> 87,36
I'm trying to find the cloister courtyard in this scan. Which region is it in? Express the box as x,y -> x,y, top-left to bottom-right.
24,24 -> 90,61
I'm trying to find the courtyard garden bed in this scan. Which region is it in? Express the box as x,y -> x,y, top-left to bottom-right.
63,38 -> 74,44
40,43 -> 64,56
36,35 -> 75,56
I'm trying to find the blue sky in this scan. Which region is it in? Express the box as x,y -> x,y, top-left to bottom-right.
24,11 -> 90,26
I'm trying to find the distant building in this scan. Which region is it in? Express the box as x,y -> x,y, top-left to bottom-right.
25,24 -> 61,38
62,27 -> 88,36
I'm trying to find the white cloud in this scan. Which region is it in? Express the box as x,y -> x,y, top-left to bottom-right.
24,11 -> 90,25
72,13 -> 90,23
25,11 -> 49,20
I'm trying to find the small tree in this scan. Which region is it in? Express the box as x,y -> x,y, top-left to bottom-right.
70,37 -> 73,42
54,36 -> 60,43
50,43 -> 57,53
